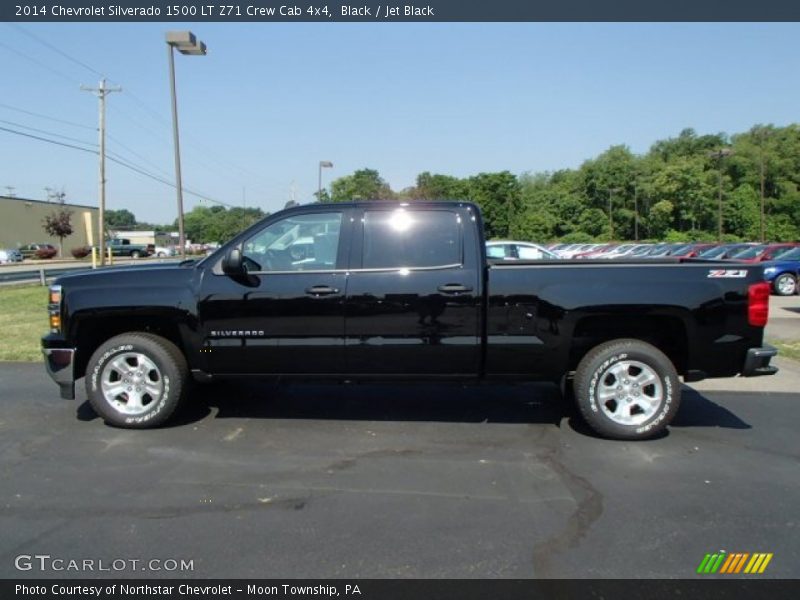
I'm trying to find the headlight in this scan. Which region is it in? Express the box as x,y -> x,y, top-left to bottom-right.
48,285 -> 62,333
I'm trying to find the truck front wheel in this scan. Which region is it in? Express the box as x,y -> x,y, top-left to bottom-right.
573,339 -> 680,440
85,333 -> 188,428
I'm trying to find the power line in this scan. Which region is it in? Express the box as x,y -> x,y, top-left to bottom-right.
0,124 -> 97,155
0,118 -> 97,148
0,123 -> 235,209
0,102 -> 95,130
0,40 -> 78,85
2,27 -> 277,204
106,133 -> 174,180
7,24 -> 107,79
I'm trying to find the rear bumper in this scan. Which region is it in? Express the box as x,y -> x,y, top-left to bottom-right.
742,345 -> 779,377
41,337 -> 76,399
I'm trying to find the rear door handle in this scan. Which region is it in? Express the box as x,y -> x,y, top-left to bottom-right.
437,283 -> 473,294
305,285 -> 339,297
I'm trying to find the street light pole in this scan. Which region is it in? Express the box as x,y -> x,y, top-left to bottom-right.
318,161 -> 333,202
708,148 -> 733,242
633,184 -> 639,242
166,31 -> 206,259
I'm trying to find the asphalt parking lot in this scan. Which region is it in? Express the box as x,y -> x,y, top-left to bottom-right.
0,357 -> 798,579
766,294 -> 800,341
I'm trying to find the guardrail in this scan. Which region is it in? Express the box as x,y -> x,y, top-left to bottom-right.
0,266 -> 92,285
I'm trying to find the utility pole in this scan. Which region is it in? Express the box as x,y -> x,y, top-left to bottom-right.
608,187 -> 622,241
633,183 -> 639,242
758,128 -> 770,243
82,78 -> 121,266
708,148 -> 733,243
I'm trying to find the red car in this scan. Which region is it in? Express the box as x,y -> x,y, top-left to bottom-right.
728,243 -> 799,263
667,243 -> 719,258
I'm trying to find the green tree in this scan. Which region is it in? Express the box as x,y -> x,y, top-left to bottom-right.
182,205 -> 266,244
466,171 -> 521,238
330,169 -> 395,202
649,157 -> 714,232
105,209 -> 137,229
414,172 -> 469,200
647,200 -> 674,239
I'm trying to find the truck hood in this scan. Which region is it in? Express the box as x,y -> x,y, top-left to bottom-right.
54,261 -> 197,288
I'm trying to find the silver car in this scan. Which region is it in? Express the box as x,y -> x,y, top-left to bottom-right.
0,248 -> 23,264
486,241 -> 559,261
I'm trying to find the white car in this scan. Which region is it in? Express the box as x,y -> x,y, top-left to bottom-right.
153,246 -> 176,258
486,241 -> 559,261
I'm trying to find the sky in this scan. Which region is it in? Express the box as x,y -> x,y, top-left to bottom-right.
0,22 -> 798,224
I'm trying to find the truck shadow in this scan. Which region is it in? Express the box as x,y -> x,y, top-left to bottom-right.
185,380 -> 567,426
671,387 -> 752,430
78,380 -> 751,437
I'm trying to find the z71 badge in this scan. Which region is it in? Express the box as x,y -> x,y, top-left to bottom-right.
708,269 -> 748,278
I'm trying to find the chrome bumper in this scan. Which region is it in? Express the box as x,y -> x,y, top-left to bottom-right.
42,346 -> 76,399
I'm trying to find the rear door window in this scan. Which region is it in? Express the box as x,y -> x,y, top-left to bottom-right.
362,209 -> 462,269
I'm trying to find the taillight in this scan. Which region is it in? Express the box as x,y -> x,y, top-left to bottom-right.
748,282 -> 770,327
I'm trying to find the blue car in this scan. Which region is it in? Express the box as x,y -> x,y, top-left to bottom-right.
762,246 -> 800,295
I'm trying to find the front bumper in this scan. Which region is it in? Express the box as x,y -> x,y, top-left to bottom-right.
42,338 -> 76,399
742,345 -> 779,377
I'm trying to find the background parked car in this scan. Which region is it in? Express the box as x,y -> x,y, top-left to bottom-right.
153,246 -> 176,257
18,243 -> 56,259
486,241 -> 559,260
696,243 -> 756,260
0,248 -> 23,264
762,246 -> 800,295
727,243 -> 799,263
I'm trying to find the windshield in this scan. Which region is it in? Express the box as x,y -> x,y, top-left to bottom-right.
698,246 -> 726,258
669,244 -> 693,255
731,245 -> 766,259
774,247 -> 800,261
771,246 -> 795,259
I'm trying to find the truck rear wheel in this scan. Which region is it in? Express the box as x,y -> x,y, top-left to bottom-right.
131,250 -> 141,258
573,339 -> 680,440
85,333 -> 188,428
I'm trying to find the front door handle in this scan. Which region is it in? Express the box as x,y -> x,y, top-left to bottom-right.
305,285 -> 339,297
437,283 -> 473,294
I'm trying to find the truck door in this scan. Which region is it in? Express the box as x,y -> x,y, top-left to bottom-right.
344,206 -> 481,375
197,209 -> 351,374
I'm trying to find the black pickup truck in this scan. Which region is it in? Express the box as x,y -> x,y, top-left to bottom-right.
42,202 -> 777,439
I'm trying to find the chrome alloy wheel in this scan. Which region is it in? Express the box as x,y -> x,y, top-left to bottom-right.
776,274 -> 796,296
596,360 -> 663,426
100,352 -> 164,415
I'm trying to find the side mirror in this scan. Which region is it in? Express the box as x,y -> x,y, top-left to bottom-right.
222,247 -> 244,275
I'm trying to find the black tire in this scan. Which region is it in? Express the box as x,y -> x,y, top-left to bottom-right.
85,333 -> 188,428
773,273 -> 797,296
130,250 -> 141,259
573,339 -> 680,440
